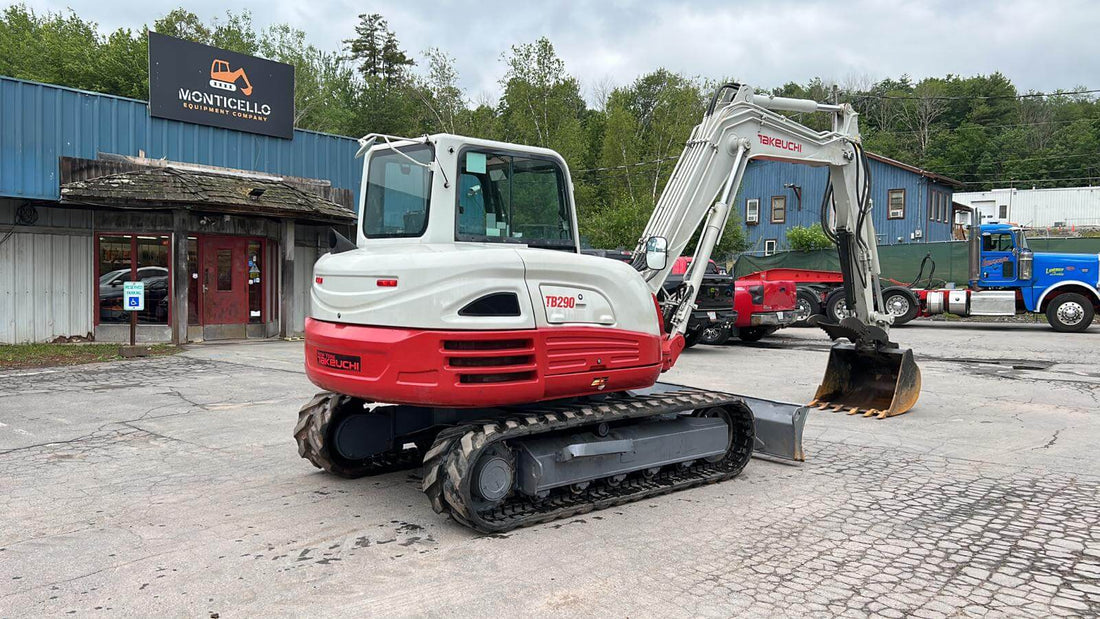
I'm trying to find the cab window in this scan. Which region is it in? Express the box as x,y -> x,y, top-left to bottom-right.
982,233 -> 1015,252
363,144 -> 433,238
455,150 -> 574,249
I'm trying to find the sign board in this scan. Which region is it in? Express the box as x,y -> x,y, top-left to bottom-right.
148,31 -> 295,139
123,281 -> 145,312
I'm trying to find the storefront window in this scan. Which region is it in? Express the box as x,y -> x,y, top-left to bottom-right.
247,240 -> 263,323
97,234 -> 170,325
136,236 -> 170,324
98,236 -> 132,324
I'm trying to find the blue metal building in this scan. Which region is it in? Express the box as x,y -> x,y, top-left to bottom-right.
0,77 -> 362,201
737,154 -> 962,255
0,76 -> 363,344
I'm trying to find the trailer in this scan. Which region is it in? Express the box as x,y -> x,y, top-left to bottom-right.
745,224 -> 1100,332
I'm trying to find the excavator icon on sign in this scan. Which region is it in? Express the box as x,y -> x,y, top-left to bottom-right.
209,59 -> 253,96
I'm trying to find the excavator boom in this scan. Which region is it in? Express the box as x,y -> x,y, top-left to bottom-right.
633,83 -> 920,417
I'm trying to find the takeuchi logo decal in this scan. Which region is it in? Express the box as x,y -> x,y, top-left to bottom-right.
758,133 -> 803,153
177,58 -> 273,122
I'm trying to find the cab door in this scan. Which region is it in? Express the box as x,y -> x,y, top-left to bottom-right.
978,231 -> 1018,286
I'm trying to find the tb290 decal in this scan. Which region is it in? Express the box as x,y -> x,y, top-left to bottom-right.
545,295 -> 578,309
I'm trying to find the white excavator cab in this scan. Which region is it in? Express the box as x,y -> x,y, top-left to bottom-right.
352,134 -> 582,253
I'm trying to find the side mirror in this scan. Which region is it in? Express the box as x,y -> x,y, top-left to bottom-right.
645,236 -> 668,271
328,228 -> 357,255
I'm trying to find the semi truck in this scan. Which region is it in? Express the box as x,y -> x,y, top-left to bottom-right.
768,223 -> 1100,332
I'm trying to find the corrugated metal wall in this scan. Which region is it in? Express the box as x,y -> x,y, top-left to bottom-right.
0,77 -> 363,202
292,245 -> 318,336
291,223 -> 336,336
739,158 -> 956,251
955,187 -> 1100,228
0,201 -> 94,343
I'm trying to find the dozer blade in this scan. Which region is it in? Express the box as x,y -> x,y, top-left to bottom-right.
810,341 -> 921,419
633,382 -> 807,462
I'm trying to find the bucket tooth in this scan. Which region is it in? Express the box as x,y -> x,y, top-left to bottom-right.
812,341 -> 922,419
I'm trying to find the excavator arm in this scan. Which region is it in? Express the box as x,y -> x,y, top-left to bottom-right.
634,83 -> 921,417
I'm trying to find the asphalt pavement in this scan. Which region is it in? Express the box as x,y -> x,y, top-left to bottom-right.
1,321 -> 1098,616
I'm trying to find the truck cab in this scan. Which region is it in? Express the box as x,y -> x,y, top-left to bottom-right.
973,224 -> 1029,287
970,223 -> 1100,331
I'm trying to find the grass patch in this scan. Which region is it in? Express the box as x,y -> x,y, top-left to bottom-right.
0,343 -> 179,370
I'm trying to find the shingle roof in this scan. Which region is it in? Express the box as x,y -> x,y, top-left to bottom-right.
60,166 -> 355,223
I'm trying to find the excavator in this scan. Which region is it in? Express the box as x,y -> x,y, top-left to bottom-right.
293,83 -> 921,533
209,59 -> 253,96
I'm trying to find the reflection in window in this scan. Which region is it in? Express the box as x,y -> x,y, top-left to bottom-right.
136,236 -> 169,325
247,241 -> 263,323
98,236 -> 132,324
363,144 -> 433,238
217,249 -> 232,291
455,151 -> 573,249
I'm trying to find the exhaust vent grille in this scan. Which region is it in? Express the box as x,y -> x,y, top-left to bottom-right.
443,338 -> 537,384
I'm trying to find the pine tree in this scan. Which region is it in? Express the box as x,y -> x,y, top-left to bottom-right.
380,30 -> 413,84
345,13 -> 385,79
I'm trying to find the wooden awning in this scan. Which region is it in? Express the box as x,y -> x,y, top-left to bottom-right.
60,158 -> 355,224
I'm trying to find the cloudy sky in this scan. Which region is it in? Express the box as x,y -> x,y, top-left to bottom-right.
24,0 -> 1100,104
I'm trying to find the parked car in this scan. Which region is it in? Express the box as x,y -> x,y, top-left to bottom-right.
98,267 -> 170,323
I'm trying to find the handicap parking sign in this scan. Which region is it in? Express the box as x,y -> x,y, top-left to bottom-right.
123,281 -> 145,312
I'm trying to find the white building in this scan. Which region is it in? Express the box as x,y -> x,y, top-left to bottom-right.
954,186 -> 1100,229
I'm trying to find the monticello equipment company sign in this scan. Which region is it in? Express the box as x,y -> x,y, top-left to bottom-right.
148,32 -> 295,139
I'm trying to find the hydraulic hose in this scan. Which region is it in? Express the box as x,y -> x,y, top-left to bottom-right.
706,83 -> 743,117
820,183 -> 838,243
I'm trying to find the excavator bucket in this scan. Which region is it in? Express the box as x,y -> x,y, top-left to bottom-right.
810,341 -> 921,419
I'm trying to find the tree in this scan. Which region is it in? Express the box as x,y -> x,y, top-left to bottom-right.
345,14 -> 413,84
786,224 -> 833,251
900,79 -> 950,158
153,8 -> 210,43
210,11 -> 257,56
260,23 -> 356,132
5,5 -> 1099,201
407,48 -> 464,133
345,14 -> 384,79
498,37 -> 587,166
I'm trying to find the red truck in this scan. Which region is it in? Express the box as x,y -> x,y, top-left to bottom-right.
671,258 -> 797,345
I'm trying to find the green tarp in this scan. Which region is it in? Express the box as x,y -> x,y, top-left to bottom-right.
734,238 -> 1100,287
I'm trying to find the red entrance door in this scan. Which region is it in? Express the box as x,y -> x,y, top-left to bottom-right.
201,236 -> 249,337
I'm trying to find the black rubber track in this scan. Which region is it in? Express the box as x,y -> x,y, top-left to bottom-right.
422,390 -> 755,533
294,392 -> 424,479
